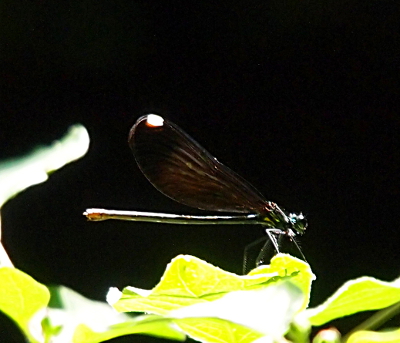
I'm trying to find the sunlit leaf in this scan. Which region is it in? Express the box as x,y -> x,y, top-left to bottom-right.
173,317 -> 264,343
170,281 -> 304,339
346,328 -> 400,343
0,124 -> 89,207
73,314 -> 186,343
305,277 -> 400,326
108,254 -> 311,342
0,267 -> 50,343
45,285 -> 131,343
248,254 -> 315,310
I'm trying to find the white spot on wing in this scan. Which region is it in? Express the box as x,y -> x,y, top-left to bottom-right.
146,114 -> 164,127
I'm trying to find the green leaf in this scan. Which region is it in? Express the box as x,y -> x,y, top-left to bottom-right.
169,281 -> 304,339
0,267 -> 50,343
346,328 -> 400,343
248,253 -> 315,310
108,254 -> 311,342
110,254 -> 313,315
0,124 -> 89,208
173,317 -> 264,343
73,315 -> 186,343
109,254 -> 280,315
45,285 -> 131,343
286,313 -> 312,343
305,276 -> 400,326
43,286 -> 185,343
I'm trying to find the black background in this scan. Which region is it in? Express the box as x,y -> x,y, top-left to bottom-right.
1,1 -> 399,342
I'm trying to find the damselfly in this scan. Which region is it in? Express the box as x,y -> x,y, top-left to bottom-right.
84,114 -> 307,271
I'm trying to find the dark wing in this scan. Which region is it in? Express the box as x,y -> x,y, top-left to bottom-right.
129,115 -> 268,213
